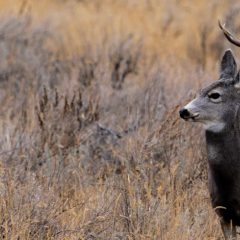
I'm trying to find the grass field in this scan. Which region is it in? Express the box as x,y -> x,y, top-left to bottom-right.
0,0 -> 239,239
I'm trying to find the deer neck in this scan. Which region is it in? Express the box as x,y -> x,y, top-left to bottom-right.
205,125 -> 240,165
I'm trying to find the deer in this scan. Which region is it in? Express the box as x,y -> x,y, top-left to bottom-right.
179,22 -> 240,240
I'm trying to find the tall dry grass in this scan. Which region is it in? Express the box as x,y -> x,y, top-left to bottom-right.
0,0 -> 239,239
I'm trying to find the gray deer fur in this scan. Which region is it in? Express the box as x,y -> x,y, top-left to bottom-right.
180,49 -> 240,240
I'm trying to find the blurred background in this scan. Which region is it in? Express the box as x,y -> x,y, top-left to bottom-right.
0,0 -> 239,239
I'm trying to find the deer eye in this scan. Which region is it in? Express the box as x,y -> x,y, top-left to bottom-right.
208,92 -> 221,102
208,93 -> 220,99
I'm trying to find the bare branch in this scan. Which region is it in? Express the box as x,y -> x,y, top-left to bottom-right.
219,20 -> 240,47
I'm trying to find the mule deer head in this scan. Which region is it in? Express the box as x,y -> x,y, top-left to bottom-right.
180,49 -> 240,133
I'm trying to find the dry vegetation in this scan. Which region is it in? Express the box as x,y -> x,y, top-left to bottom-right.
0,0 -> 240,239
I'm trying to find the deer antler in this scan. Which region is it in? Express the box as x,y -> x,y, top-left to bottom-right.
219,20 -> 240,47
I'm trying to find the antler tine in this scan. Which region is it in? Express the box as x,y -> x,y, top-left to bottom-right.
218,20 -> 240,47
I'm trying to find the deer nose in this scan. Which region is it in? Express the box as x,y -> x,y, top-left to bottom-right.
179,108 -> 190,119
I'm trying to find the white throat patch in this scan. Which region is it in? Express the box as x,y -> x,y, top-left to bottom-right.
203,121 -> 225,132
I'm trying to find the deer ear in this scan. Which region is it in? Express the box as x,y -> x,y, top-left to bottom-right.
220,49 -> 237,79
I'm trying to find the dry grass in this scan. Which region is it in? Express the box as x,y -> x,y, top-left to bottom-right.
0,0 -> 239,239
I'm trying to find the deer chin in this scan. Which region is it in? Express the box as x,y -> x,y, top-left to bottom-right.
183,113 -> 200,122
190,113 -> 200,121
